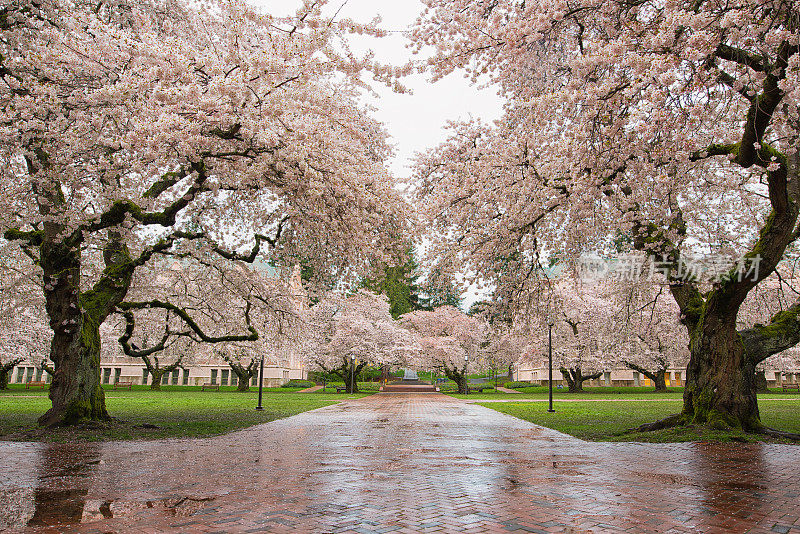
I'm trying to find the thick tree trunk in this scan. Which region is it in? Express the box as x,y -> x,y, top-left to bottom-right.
0,368 -> 11,390
441,365 -> 468,394
560,367 -> 583,393
683,311 -> 760,431
39,316 -> 109,426
624,361 -> 668,392
235,369 -> 252,392
38,238 -> 110,427
653,370 -> 667,392
755,371 -> 769,393
224,359 -> 256,392
343,369 -> 359,394
149,371 -> 164,390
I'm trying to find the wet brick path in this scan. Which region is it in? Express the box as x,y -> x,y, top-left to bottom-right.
1,393 -> 799,533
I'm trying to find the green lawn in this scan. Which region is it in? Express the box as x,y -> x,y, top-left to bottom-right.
478,397 -> 800,444
0,386 -> 368,442
450,386 -> 688,400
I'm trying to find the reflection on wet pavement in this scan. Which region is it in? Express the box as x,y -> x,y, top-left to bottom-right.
0,393 -> 798,533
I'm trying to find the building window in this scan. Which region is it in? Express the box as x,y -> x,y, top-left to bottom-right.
15,367 -> 24,383
142,368 -> 149,385
221,369 -> 229,386
35,368 -> 43,382
230,374 -> 238,387
26,367 -> 35,383
251,376 -> 258,386
171,369 -> 179,385
182,369 -> 189,386
210,369 -> 218,385
102,368 -> 112,384
114,368 -> 121,384
161,372 -> 169,385
283,370 -> 290,383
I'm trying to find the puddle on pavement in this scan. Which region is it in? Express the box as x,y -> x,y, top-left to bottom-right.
0,442 -> 219,530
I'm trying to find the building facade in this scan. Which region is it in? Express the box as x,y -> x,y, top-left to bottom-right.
513,362 -> 800,388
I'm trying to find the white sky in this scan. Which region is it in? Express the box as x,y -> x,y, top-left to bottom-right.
259,0 -> 506,180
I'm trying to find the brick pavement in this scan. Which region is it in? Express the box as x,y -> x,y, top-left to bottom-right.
1,393 -> 799,533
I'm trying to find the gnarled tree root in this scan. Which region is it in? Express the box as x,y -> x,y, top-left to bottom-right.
629,414 -> 683,433
629,415 -> 800,441
759,426 -> 800,441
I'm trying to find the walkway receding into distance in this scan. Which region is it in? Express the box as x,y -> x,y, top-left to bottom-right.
1,394 -> 799,533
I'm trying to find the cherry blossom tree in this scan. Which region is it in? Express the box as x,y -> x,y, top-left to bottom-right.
115,259 -> 305,391
609,277 -> 690,392
399,306 -> 486,393
480,325 -> 526,384
304,290 -> 419,393
1,0 -> 408,425
0,243 -> 49,388
543,282 -> 616,392
412,0 -> 800,432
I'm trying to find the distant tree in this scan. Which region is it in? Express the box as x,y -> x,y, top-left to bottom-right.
399,306 -> 486,393
419,269 -> 462,310
0,243 -> 50,388
612,280 -> 689,393
304,291 -> 419,393
0,357 -> 23,390
362,248 -> 424,319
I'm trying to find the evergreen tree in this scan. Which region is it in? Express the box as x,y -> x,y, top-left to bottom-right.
362,249 -> 423,319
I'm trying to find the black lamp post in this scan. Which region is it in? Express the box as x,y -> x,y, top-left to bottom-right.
464,355 -> 469,395
548,320 -> 555,413
349,355 -> 355,394
255,355 -> 264,411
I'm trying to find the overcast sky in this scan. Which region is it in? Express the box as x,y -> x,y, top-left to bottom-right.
260,0 -> 506,180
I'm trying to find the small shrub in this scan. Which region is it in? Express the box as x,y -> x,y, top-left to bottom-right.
503,381 -> 533,389
282,379 -> 315,388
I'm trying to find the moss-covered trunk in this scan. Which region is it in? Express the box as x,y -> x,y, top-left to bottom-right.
441,364 -> 468,394
234,368 -> 252,392
38,239 -> 109,426
37,221 -> 133,426
682,311 -> 760,431
39,317 -> 109,426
